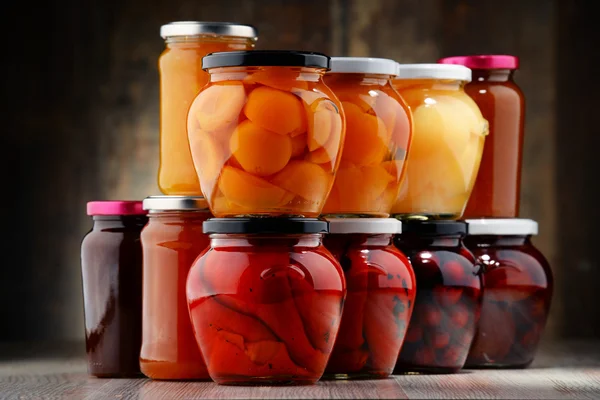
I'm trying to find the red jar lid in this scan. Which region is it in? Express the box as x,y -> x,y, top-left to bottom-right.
437,55 -> 519,70
87,201 -> 146,216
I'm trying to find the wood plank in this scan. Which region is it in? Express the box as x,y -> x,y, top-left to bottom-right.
439,0 -> 559,338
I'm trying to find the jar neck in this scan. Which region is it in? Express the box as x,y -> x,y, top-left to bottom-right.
147,210 -> 209,222
208,66 -> 325,83
165,35 -> 254,48
394,79 -> 465,92
92,215 -> 147,230
325,73 -> 393,87
471,69 -> 515,83
396,234 -> 463,248
210,233 -> 323,248
328,233 -> 393,247
465,235 -> 530,247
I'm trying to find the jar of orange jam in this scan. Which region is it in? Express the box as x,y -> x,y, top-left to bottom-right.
391,64 -> 489,220
187,50 -> 345,218
140,196 -> 212,380
158,22 -> 258,196
322,58 -> 412,217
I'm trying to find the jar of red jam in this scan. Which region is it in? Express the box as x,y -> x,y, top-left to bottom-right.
394,221 -> 482,374
186,218 -> 346,385
438,55 -> 524,218
464,219 -> 553,368
139,196 -> 212,380
323,218 -> 415,379
81,201 -> 148,377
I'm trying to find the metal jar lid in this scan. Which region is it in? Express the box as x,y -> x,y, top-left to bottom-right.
160,21 -> 258,40
142,196 -> 210,212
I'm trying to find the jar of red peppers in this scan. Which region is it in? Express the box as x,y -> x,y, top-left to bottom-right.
438,55 -> 524,218
140,196 -> 212,380
394,221 -> 482,374
464,219 -> 553,368
323,218 -> 415,379
81,201 -> 147,377
186,218 -> 346,385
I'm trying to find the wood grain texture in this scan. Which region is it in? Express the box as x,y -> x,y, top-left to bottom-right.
0,342 -> 599,399
438,0 -> 559,338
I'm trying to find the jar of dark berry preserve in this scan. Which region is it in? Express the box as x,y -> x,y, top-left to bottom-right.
80,201 -> 148,377
394,220 -> 482,374
323,218 -> 416,379
464,218 -> 553,368
186,218 -> 346,385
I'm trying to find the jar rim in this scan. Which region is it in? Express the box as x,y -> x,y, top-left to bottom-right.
466,218 -> 538,236
203,218 -> 328,234
202,50 -> 330,71
328,57 -> 398,76
160,21 -> 258,40
142,195 -> 209,212
396,63 -> 471,82
400,220 -> 467,236
327,218 -> 401,234
438,55 -> 519,70
87,201 -> 146,216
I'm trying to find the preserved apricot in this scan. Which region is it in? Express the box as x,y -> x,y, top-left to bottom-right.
322,58 -> 411,216
189,51 -> 344,217
230,120 -> 292,176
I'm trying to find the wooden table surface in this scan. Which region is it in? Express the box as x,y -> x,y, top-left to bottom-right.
1,341 -> 599,399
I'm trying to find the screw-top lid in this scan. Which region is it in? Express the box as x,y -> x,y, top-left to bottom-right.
327,218 -> 402,234
203,218 -> 329,234
142,196 -> 209,212
87,201 -> 146,216
160,21 -> 258,40
400,220 -> 467,236
438,55 -> 519,70
328,57 -> 399,76
466,218 -> 538,236
202,50 -> 330,70
396,63 -> 472,82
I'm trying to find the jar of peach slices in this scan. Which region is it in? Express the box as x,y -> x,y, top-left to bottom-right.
187,50 -> 345,217
391,64 -> 488,220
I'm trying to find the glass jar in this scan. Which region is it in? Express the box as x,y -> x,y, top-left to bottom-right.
439,55 -> 524,218
394,221 -> 482,374
139,196 -> 212,380
187,50 -> 345,218
158,22 -> 258,196
391,64 -> 489,220
321,58 -> 412,217
464,219 -> 553,368
186,218 -> 346,385
80,201 -> 148,377
323,218 -> 415,379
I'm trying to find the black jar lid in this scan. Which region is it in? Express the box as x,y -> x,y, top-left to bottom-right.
400,220 -> 467,236
203,217 -> 329,234
202,50 -> 330,70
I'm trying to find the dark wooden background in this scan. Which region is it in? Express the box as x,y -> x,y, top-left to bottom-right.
1,0 -> 598,344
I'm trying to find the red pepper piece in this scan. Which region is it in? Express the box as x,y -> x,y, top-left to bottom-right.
326,348 -> 369,373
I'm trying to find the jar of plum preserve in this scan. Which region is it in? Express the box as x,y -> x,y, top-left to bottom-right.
158,22 -> 257,196
187,50 -> 345,217
323,218 -> 415,379
80,201 -> 148,377
464,219 -> 553,368
394,221 -> 482,374
186,218 -> 346,385
140,196 -> 212,380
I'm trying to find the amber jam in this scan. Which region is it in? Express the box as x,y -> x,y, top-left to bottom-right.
394,221 -> 482,374
186,218 -> 346,385
323,219 -> 416,379
464,219 -> 553,368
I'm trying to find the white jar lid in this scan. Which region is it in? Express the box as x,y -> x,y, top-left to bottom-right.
329,57 -> 399,76
396,63 -> 472,82
466,219 -> 538,236
327,218 -> 402,234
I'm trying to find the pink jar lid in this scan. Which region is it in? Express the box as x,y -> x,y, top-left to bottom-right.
437,55 -> 519,70
87,201 -> 146,216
